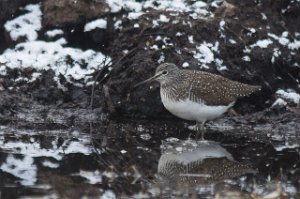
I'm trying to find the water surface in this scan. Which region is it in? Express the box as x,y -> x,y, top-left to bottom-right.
0,120 -> 299,198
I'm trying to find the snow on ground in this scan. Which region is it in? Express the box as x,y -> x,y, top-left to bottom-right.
0,130 -> 93,186
193,42 -> 221,69
0,4 -> 111,88
272,98 -> 287,107
45,29 -> 64,38
0,155 -> 37,186
0,40 -> 110,87
4,4 -> 42,41
250,39 -> 273,49
84,18 -> 107,32
268,31 -> 300,50
276,89 -> 300,104
106,0 -> 218,20
100,190 -> 116,199
73,170 -> 102,184
128,12 -> 145,20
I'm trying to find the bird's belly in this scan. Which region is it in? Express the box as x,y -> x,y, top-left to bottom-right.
161,98 -> 233,122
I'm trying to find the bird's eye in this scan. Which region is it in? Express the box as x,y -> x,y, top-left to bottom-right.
162,70 -> 168,75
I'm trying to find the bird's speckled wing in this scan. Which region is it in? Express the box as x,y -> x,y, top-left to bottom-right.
186,70 -> 260,106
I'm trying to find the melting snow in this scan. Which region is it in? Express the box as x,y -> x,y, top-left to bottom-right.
188,35 -> 194,44
0,4 -> 111,88
0,155 -> 37,186
182,62 -> 189,68
101,190 -> 116,199
193,42 -> 219,68
268,32 -> 300,50
276,89 -> 300,104
159,14 -> 170,23
73,170 -> 102,184
273,143 -> 299,151
84,19 -> 107,32
106,0 -> 123,13
271,48 -> 281,63
229,39 -> 237,44
123,1 -> 143,12
272,98 -> 287,107
4,4 -> 42,41
45,29 -> 64,38
42,160 -> 60,168
106,0 -> 218,21
250,39 -> 273,48
0,40 -> 110,86
128,12 -> 144,20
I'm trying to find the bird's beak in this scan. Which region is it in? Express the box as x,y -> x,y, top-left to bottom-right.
134,73 -> 161,88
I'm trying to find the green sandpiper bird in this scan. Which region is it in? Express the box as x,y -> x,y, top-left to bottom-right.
135,63 -> 261,137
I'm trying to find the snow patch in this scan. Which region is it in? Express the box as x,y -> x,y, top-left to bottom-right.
4,4 -> 42,41
73,170 -> 102,184
268,32 -> 300,50
45,29 -> 64,38
276,89 -> 300,104
84,19 -> 107,32
250,39 -> 273,48
0,40 -> 111,87
106,0 -> 122,13
182,62 -> 189,68
124,1 -> 142,12
271,48 -> 281,63
272,98 -> 287,107
42,160 -> 59,168
159,14 -> 170,23
193,42 -> 219,68
0,155 -> 37,186
128,12 -> 144,20
101,190 -> 116,199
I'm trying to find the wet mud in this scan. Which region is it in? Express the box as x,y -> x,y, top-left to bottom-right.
0,120 -> 299,198
0,0 -> 300,198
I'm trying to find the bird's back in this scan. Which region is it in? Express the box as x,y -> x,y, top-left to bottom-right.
161,69 -> 260,106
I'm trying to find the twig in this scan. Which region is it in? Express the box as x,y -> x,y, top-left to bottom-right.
89,47 -> 139,108
90,56 -> 111,108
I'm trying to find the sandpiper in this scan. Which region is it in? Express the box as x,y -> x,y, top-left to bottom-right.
135,63 -> 260,137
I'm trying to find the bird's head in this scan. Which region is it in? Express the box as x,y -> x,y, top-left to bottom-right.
134,63 -> 179,88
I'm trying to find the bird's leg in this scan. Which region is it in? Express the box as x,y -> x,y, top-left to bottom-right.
196,121 -> 206,140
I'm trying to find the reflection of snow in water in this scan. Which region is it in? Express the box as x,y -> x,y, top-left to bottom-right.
159,139 -> 233,168
0,155 -> 37,186
0,131 -> 93,186
73,170 -> 102,184
42,160 -> 59,168
100,190 -> 116,199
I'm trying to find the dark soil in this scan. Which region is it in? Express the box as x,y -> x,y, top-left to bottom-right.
0,0 -> 299,122
0,0 -> 300,198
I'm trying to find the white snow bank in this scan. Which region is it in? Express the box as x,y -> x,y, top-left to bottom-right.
106,0 -> 218,20
0,40 -> 111,86
45,29 -> 64,38
268,32 -> 300,50
193,42 -> 220,68
4,4 -> 42,41
272,98 -> 287,107
84,19 -> 107,32
250,39 -> 273,48
276,89 -> 300,104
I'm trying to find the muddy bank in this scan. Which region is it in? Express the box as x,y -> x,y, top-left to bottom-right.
0,120 -> 299,198
0,0 -> 299,130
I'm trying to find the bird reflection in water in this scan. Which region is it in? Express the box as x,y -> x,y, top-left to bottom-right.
154,138 -> 257,197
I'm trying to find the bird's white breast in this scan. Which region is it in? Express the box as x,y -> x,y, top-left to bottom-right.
161,91 -> 234,123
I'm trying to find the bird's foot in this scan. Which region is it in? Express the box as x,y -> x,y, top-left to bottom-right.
196,122 -> 206,140
227,108 -> 239,116
188,124 -> 197,131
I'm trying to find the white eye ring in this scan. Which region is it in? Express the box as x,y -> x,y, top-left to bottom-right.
162,71 -> 168,75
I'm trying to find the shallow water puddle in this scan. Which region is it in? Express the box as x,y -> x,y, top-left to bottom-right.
0,122 -> 299,198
